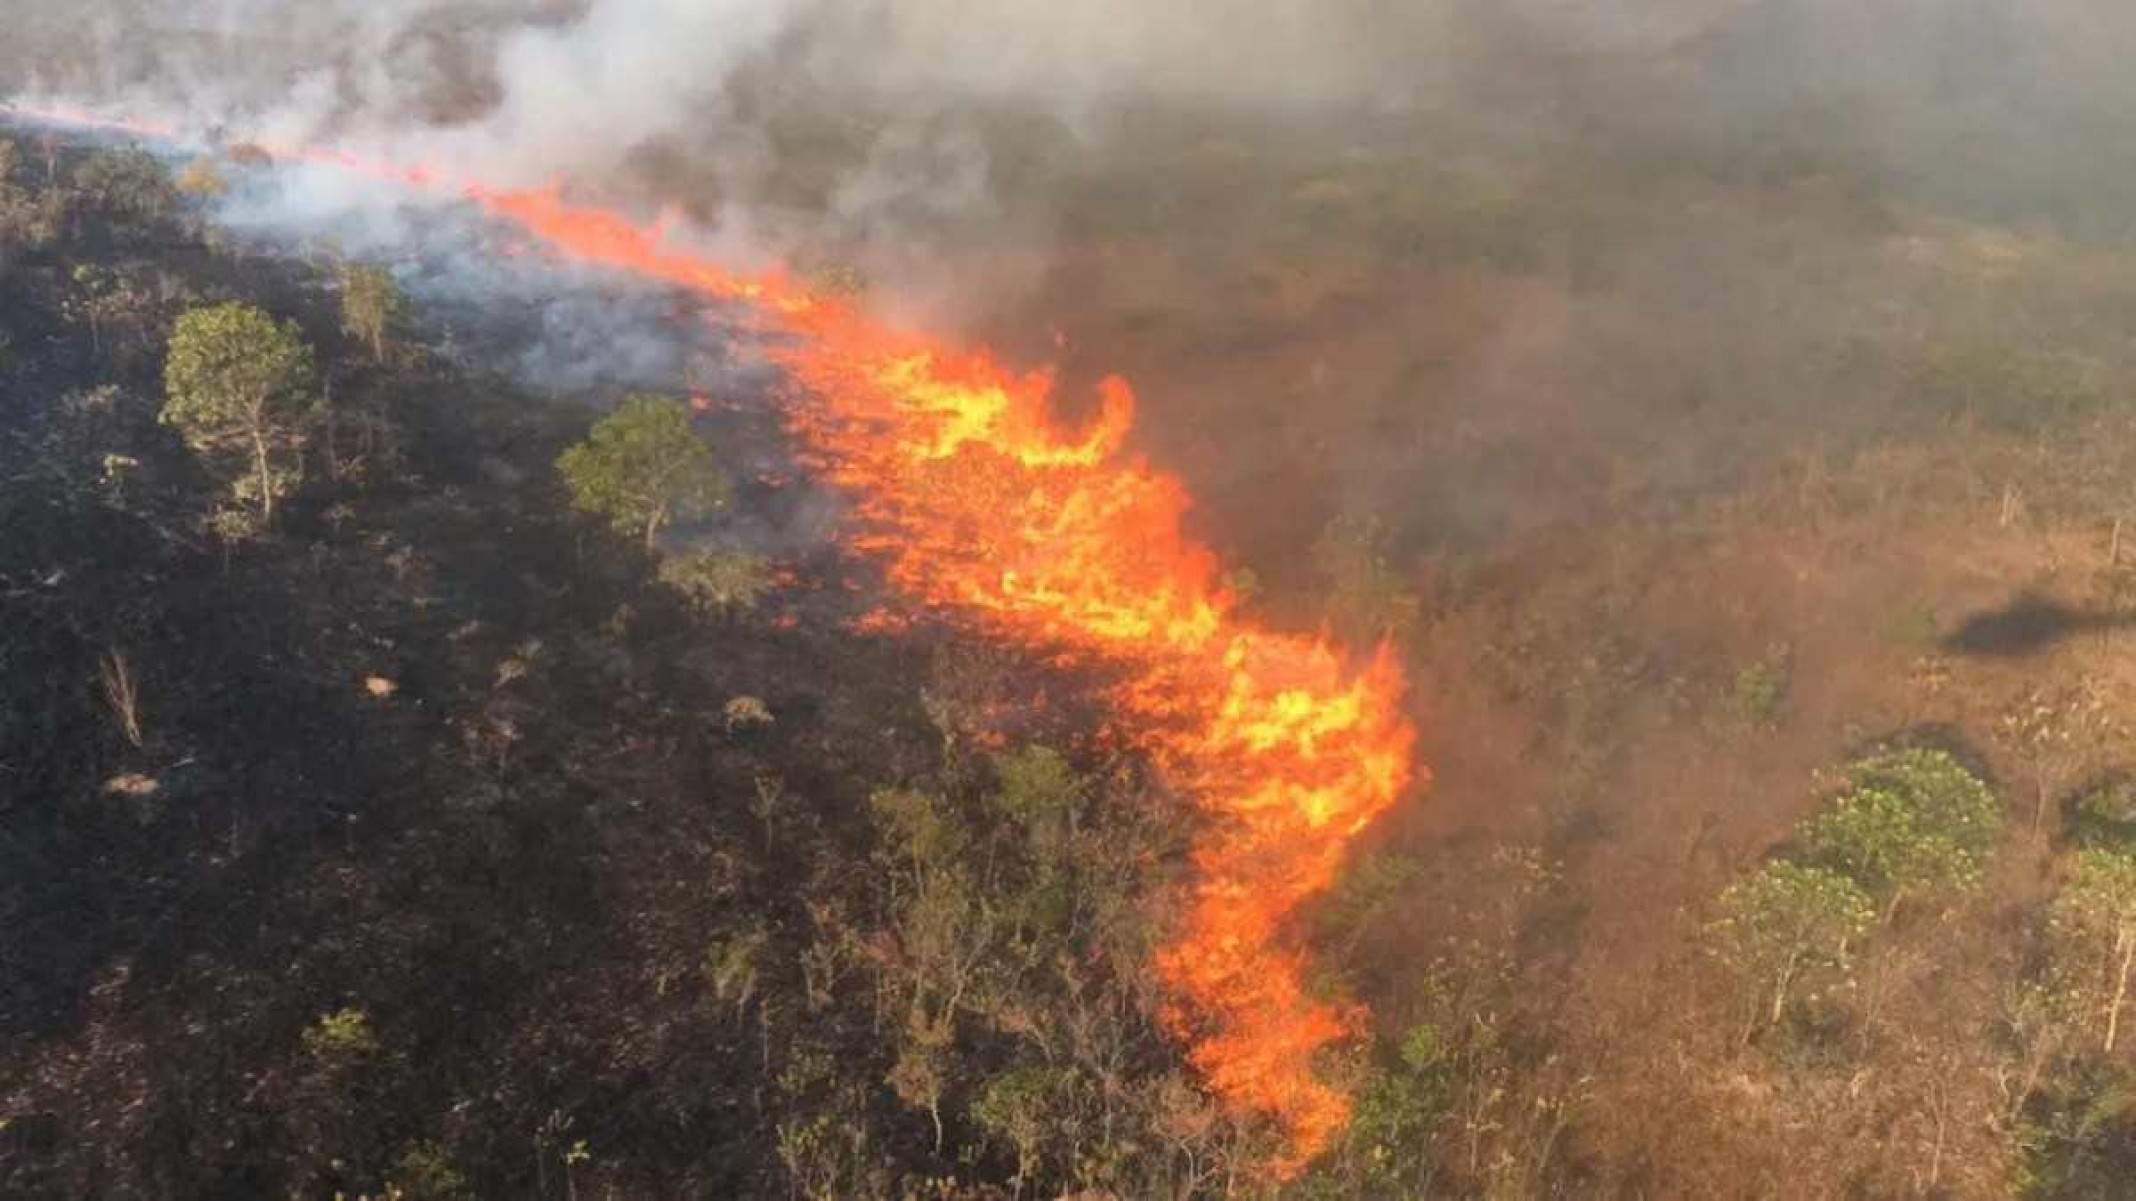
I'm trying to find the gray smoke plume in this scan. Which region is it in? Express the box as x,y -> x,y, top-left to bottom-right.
13,2 -> 2136,239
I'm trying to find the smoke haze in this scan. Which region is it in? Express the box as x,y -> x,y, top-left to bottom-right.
13,2 -> 2136,239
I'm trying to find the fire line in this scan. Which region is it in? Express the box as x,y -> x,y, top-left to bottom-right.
9,103 -> 1423,1173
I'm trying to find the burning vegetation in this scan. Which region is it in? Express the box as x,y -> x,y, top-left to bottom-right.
20,4 -> 2136,1200
470,181 -> 1422,1168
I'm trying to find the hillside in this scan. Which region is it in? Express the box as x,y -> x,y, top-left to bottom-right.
7,75 -> 2136,1201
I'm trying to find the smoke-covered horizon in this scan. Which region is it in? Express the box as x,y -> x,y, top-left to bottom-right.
10,1 -> 2136,238
2,1 -> 1434,173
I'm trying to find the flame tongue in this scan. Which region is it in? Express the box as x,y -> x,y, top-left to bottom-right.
768,291 -> 1422,1172
467,186 -> 1423,1174
10,106 -> 1422,1170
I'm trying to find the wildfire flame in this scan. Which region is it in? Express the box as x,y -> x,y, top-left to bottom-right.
10,105 -> 1422,1173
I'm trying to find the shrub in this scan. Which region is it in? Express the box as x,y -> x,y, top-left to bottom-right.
658,548 -> 772,618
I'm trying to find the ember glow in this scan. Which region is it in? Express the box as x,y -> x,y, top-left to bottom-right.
14,107 -> 1422,1172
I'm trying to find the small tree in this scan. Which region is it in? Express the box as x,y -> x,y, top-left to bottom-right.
0,140 -> 60,252
556,394 -> 729,551
2050,848 -> 2136,1053
1732,642 -> 1792,728
1709,860 -> 1876,1036
290,1006 -> 385,1196
162,302 -> 317,525
339,262 -> 401,364
64,263 -> 150,355
301,1006 -> 380,1063
386,1140 -> 474,1201
972,1065 -> 1072,1190
1309,1023 -> 1454,1197
1998,680 -> 2118,833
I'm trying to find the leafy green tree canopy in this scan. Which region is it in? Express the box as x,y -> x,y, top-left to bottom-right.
1797,748 -> 2001,913
1709,860 -> 1876,1032
556,394 -> 729,550
72,145 -> 177,228
162,301 -> 317,524
2049,848 -> 2136,1053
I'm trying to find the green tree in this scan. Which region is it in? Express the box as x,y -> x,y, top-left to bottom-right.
71,145 -> 176,229
556,395 -> 728,551
2050,849 -> 2136,1053
1306,1023 -> 1452,1198
971,1064 -> 1076,1192
1709,861 -> 1875,1036
339,261 -> 401,363
162,302 -> 318,525
1797,748 -> 2001,918
0,136 -> 59,253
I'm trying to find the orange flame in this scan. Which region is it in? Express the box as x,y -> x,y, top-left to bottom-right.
5,107 -> 1423,1172
474,188 -> 1423,1173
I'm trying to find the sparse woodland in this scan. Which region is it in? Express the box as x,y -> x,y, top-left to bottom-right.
7,78 -> 2136,1201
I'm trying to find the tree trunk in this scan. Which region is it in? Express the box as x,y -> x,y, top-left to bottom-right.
1769,954 -> 1800,1029
1927,1082 -> 1947,1188
644,503 -> 665,552
2107,927 -> 2134,1053
1883,886 -> 1907,926
323,375 -> 340,481
251,425 -> 275,524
